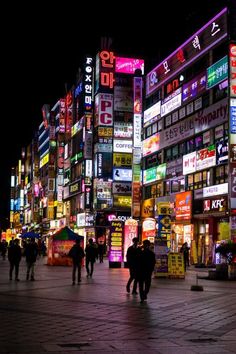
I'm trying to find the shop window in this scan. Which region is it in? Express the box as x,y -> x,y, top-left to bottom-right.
187,174 -> 194,190
152,123 -> 157,134
165,181 -> 170,195
215,165 -> 227,184
166,148 -> 172,161
194,172 -> 202,189
195,135 -> 203,149
173,145 -> 179,158
171,180 -> 180,193
179,142 -> 186,156
186,138 -> 195,152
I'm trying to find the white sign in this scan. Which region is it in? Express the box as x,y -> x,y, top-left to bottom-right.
203,183 -> 228,197
143,101 -> 161,125
98,93 -> 113,126
114,122 -> 133,138
113,168 -> 132,181
133,114 -> 142,148
113,139 -> 132,153
161,91 -> 182,117
183,152 -> 197,175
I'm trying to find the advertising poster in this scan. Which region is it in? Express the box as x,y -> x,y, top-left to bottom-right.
168,253 -> 185,278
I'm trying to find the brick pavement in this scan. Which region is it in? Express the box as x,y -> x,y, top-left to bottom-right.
0,257 -> 236,353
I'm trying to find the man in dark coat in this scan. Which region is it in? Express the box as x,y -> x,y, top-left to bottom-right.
25,238 -> 38,281
68,239 -> 85,285
136,239 -> 156,303
126,237 -> 139,294
85,238 -> 98,278
8,239 -> 22,281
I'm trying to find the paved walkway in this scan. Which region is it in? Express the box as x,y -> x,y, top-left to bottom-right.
0,257 -> 236,353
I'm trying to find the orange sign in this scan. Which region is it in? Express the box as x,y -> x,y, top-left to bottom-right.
175,191 -> 192,220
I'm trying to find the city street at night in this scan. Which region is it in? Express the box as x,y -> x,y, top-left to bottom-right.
0,257 -> 236,353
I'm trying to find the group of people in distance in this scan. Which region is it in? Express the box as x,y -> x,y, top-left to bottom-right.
126,237 -> 156,303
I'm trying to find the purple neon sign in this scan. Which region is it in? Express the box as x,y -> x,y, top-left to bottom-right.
109,219 -> 123,263
146,7 -> 228,97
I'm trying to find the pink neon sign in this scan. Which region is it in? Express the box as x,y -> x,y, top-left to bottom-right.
115,57 -> 144,74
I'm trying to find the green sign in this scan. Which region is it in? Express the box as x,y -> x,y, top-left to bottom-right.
207,56 -> 228,89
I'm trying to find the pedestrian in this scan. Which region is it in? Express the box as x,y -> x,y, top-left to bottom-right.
0,239 -> 8,260
25,238 -> 38,281
8,239 -> 22,281
136,239 -> 156,303
85,238 -> 98,278
180,242 -> 190,271
68,239 -> 85,285
97,241 -> 105,263
126,237 -> 139,294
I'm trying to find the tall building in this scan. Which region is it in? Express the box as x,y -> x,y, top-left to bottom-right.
142,5 -> 235,266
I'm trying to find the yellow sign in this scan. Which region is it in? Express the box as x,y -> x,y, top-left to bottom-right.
98,127 -> 113,137
40,153 -> 49,168
141,198 -> 155,218
113,153 -> 132,167
157,202 -> 172,215
113,195 -> 132,208
168,253 -> 185,277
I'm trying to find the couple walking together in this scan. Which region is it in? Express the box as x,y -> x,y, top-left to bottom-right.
126,238 -> 156,303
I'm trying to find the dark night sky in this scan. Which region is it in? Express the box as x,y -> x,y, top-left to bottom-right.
0,0 -> 228,230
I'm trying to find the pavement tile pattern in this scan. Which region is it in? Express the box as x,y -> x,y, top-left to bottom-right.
0,257 -> 236,353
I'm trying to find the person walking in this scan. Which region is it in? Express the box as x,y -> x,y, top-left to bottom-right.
136,239 -> 156,303
126,237 -> 139,294
25,238 -> 38,281
180,242 -> 190,271
8,239 -> 22,281
68,239 -> 85,285
85,238 -> 98,278
97,241 -> 105,263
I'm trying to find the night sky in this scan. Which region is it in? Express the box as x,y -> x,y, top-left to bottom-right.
0,0 -> 228,230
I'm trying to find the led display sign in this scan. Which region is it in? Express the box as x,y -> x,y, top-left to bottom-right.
115,57 -> 144,74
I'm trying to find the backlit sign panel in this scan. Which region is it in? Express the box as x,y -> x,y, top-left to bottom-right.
95,93 -> 113,126
114,122 -> 133,138
142,133 -> 160,157
230,44 -> 236,97
115,57 -> 144,74
207,56 -> 228,89
176,191 -> 192,220
113,139 -> 132,153
146,8 -> 227,96
182,72 -> 206,102
113,153 -> 132,167
113,168 -> 132,181
143,101 -> 161,126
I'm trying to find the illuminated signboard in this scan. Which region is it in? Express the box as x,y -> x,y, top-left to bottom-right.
71,117 -> 84,137
203,183 -> 228,197
133,76 -> 143,114
112,182 -> 132,194
113,153 -> 132,167
183,152 -> 197,175
196,145 -> 216,171
114,122 -> 133,138
115,57 -> 144,74
83,57 -> 94,112
182,72 -> 206,102
39,153 -> 49,168
160,88 -> 182,117
113,139 -> 132,153
133,114 -> 142,148
230,44 -> 236,97
99,50 -> 115,91
113,195 -> 132,208
113,168 -> 132,182
176,191 -> 192,220
142,133 -> 160,157
109,219 -> 123,263
143,164 -> 166,185
143,101 -> 161,126
96,93 -> 113,126
207,56 -> 228,89
98,127 -> 113,137
146,8 -> 227,96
